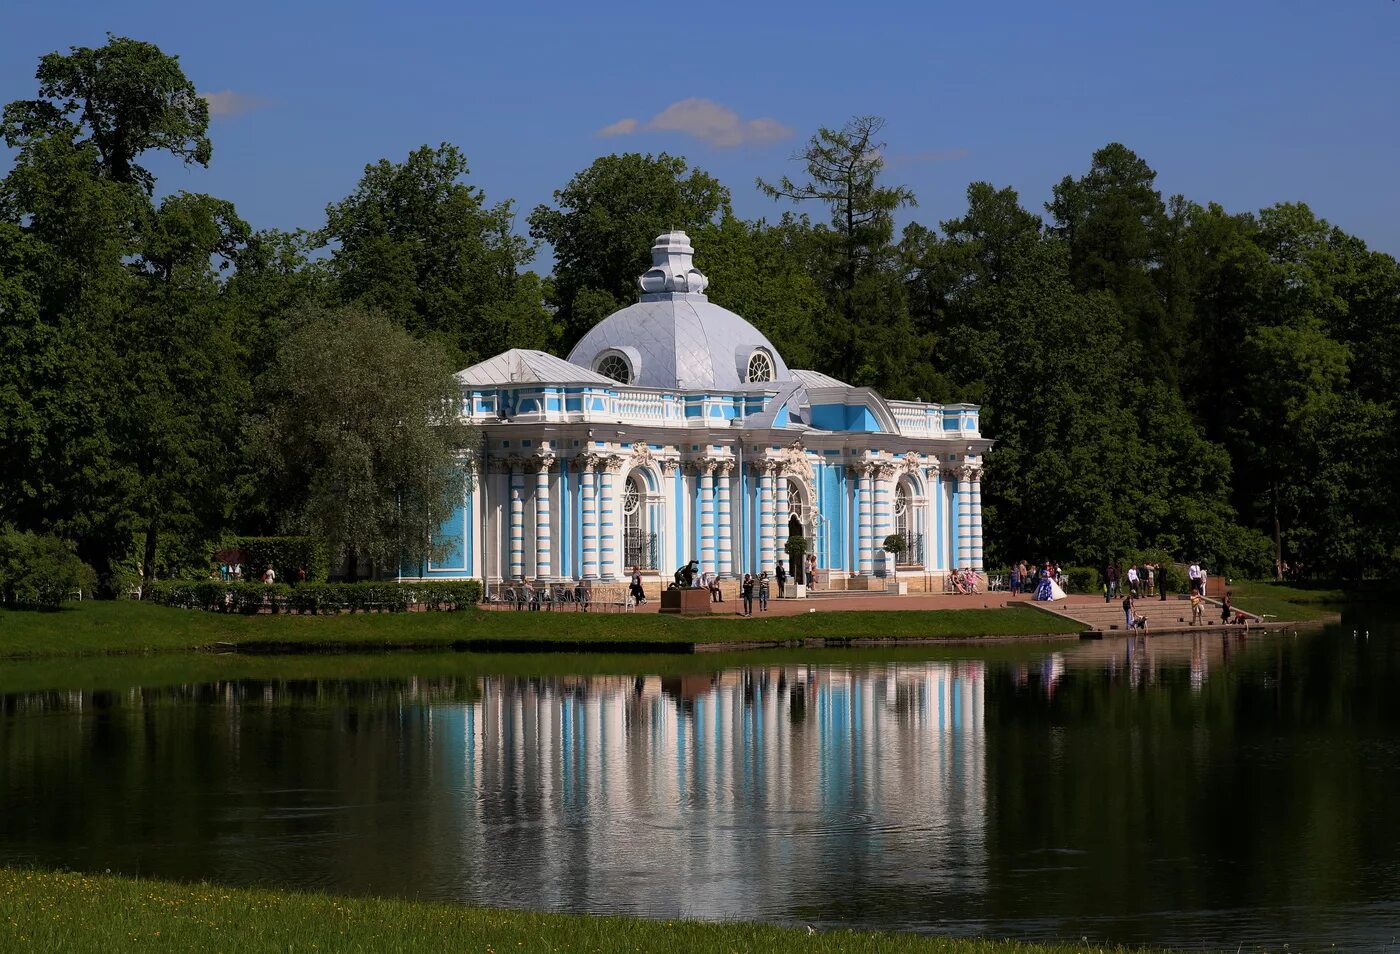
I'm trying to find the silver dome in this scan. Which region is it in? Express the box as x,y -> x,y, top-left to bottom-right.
566,231 -> 790,391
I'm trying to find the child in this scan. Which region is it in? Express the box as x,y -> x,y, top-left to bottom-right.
1190,589 -> 1204,626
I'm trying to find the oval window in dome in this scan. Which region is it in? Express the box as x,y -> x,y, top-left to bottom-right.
596,352 -> 632,384
746,349 -> 775,383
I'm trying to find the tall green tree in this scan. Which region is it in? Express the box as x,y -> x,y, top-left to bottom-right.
1,34 -> 210,193
320,143 -> 550,367
1047,143 -> 1169,375
692,212 -> 827,372
758,116 -> 927,393
529,152 -> 730,348
245,305 -> 473,578
124,192 -> 251,587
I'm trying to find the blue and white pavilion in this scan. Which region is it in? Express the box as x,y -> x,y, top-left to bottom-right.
404,231 -> 990,593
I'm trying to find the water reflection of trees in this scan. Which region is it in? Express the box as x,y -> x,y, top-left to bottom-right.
982,628 -> 1400,946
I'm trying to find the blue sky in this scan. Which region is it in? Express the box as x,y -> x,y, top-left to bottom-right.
4,0 -> 1400,258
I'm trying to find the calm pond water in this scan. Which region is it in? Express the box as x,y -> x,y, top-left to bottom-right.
2,617 -> 1398,949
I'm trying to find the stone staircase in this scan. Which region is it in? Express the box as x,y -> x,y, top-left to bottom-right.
1043,596 -> 1248,633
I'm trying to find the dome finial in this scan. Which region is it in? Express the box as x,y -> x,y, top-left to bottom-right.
638,230 -> 709,298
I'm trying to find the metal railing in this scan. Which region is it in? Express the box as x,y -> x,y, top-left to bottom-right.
624,530 -> 658,570
893,532 -> 924,567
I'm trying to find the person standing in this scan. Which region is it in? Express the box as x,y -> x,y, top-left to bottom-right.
1122,593 -> 1135,631
741,573 -> 754,617
775,559 -> 787,599
1127,565 -> 1139,598
1199,565 -> 1209,600
1158,562 -> 1169,601
1011,563 -> 1021,596
806,553 -> 817,591
1190,588 -> 1204,626
1188,561 -> 1202,595
758,572 -> 770,612
1144,564 -> 1154,597
1221,591 -> 1233,624
630,566 -> 647,605
1106,564 -> 1118,599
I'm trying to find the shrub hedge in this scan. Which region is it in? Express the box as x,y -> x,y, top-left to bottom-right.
147,580 -> 481,614
221,537 -> 330,583
1064,566 -> 1102,594
0,531 -> 97,608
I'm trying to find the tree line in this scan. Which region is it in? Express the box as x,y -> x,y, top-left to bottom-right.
2,35 -> 1397,593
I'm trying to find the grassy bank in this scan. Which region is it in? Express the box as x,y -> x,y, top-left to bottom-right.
0,868 -> 1106,954
1225,580 -> 1347,622
0,599 -> 1078,660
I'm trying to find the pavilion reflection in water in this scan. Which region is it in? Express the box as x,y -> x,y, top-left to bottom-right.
429,663 -> 987,918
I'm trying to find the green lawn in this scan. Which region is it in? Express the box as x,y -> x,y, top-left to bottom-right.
0,599 -> 1079,660
1225,580 -> 1347,622
0,868 -> 1119,954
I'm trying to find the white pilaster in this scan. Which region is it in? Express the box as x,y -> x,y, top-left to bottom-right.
758,463 -> 776,573
580,456 -> 598,580
533,450 -> 554,580
599,456 -> 621,580
716,461 -> 733,578
774,473 -> 790,574
857,464 -> 874,576
699,462 -> 716,576
970,469 -> 984,572
509,462 -> 525,581
957,465 -> 974,570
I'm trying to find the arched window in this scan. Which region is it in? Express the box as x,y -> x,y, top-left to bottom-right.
893,481 -> 920,565
746,349 -> 775,383
622,473 -> 655,569
596,351 -> 632,384
786,478 -> 805,540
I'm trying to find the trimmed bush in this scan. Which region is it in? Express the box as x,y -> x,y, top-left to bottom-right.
146,579 -> 482,614
0,532 -> 96,608
1064,566 -> 1102,594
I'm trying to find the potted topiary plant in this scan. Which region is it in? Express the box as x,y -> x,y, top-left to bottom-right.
784,536 -> 809,598
882,533 -> 908,594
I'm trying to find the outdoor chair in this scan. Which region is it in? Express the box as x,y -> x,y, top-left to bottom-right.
987,574 -> 1006,592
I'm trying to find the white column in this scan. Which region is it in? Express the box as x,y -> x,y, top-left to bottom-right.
533,453 -> 553,580
580,456 -> 598,580
970,468 -> 984,572
874,464 -> 894,577
716,461 -> 733,578
957,465 -> 973,570
774,473 -> 790,575
509,463 -> 525,581
699,462 -> 716,576
599,457 -> 620,580
758,463 -> 776,573
857,464 -> 874,576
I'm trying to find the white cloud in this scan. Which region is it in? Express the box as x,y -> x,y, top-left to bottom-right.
595,98 -> 793,148
597,117 -> 639,137
201,90 -> 269,118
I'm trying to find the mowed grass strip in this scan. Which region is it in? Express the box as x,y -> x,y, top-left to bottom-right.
0,867 -> 1117,954
0,599 -> 1079,659
1224,581 -> 1345,622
